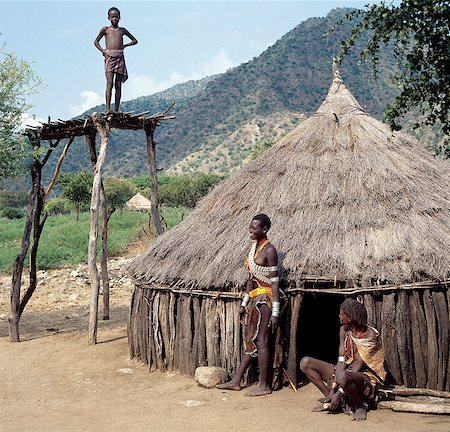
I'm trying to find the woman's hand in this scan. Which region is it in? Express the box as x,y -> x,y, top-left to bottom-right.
329,391 -> 342,412
268,315 -> 278,332
239,306 -> 247,323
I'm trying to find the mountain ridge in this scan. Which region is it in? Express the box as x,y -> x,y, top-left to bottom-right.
56,8 -> 416,177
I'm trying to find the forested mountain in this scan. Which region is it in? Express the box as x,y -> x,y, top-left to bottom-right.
57,8 -> 400,177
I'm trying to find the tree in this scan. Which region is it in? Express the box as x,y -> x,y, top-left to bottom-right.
58,170 -> 93,221
0,44 -> 43,178
103,177 -> 136,219
336,0 -> 450,155
158,173 -> 224,208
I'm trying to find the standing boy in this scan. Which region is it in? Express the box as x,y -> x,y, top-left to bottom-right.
94,7 -> 138,112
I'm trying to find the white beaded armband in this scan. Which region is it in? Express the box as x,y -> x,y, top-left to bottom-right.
241,293 -> 250,307
272,301 -> 280,317
268,266 -> 278,272
337,356 -> 345,363
270,276 -> 279,282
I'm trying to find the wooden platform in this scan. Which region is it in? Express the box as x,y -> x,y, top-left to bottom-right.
25,109 -> 175,141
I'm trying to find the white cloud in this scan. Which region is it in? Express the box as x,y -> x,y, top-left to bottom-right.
69,91 -> 103,116
125,50 -> 236,99
20,113 -> 47,130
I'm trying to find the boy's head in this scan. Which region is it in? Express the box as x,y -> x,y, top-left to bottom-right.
108,7 -> 121,18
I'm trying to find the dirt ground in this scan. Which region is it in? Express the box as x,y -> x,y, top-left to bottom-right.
1,257 -> 450,432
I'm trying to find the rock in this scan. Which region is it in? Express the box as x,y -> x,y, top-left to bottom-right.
194,366 -> 229,388
70,270 -> 80,278
37,270 -> 46,280
0,314 -> 7,320
181,400 -> 205,407
117,368 -> 133,374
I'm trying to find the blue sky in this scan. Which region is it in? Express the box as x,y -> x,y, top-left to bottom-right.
0,1 -> 379,124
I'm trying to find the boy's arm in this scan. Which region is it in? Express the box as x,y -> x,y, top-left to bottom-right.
123,28 -> 138,48
94,27 -> 108,54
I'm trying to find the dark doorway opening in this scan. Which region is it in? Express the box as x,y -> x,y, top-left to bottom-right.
297,293 -> 343,379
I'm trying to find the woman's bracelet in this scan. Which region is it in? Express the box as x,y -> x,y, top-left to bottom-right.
272,301 -> 280,317
241,293 -> 250,307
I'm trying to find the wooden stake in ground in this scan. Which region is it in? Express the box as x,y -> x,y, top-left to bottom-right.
88,113 -> 110,344
9,134 -> 72,342
86,131 -> 110,321
144,124 -> 164,236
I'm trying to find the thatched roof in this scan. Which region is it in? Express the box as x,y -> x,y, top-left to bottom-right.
125,193 -> 151,211
130,65 -> 450,290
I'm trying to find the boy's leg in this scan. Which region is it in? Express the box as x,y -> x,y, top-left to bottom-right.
300,356 -> 335,396
114,77 -> 122,112
105,72 -> 114,113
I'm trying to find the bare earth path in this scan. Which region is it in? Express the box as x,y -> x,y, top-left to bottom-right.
1,258 -> 449,432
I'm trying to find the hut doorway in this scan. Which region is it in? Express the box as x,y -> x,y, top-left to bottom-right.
296,293 -> 343,376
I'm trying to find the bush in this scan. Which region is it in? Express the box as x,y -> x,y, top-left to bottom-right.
131,173 -> 225,208
2,206 -> 24,219
45,197 -> 71,215
0,190 -> 28,208
158,173 -> 225,208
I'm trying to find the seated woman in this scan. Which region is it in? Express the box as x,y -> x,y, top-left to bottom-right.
300,299 -> 386,421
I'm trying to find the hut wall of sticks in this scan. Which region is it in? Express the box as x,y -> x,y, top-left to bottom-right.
128,66 -> 450,392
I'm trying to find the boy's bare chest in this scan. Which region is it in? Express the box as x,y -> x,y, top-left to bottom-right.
105,28 -> 124,43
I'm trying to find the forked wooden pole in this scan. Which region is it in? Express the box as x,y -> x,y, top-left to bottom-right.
88,113 -> 110,344
144,124 -> 164,236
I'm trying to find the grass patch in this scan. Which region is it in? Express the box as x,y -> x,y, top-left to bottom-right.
0,206 -> 189,273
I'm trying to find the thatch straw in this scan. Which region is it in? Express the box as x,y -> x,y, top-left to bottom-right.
129,65 -> 450,290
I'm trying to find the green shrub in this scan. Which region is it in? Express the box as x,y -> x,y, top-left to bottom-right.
2,207 -> 24,219
45,197 -> 71,215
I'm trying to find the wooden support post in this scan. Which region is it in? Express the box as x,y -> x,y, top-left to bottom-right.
144,125 -> 164,236
9,133 -> 73,342
88,113 -> 110,345
432,291 -> 449,390
86,131 -> 110,320
9,154 -> 40,342
396,291 -> 416,387
382,293 -> 402,384
287,293 -> 303,387
410,291 -> 428,388
423,289 -> 438,389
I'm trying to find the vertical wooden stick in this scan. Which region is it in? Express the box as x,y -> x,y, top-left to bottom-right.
88,113 -> 110,345
144,125 -> 164,236
287,293 -> 303,388
86,131 -> 110,321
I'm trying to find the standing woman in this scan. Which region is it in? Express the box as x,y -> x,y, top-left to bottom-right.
217,213 -> 280,396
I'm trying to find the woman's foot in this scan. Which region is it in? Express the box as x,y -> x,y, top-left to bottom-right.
245,385 -> 272,396
352,407 -> 367,421
216,381 -> 242,391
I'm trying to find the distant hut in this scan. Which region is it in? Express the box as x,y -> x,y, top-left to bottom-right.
125,193 -> 151,211
128,65 -> 450,391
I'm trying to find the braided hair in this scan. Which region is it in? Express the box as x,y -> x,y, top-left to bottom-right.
340,298 -> 367,328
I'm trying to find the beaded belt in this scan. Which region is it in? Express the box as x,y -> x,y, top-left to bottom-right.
249,287 -> 272,298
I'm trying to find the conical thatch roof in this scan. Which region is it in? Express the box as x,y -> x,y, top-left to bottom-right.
125,193 -> 151,211
130,66 -> 450,290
